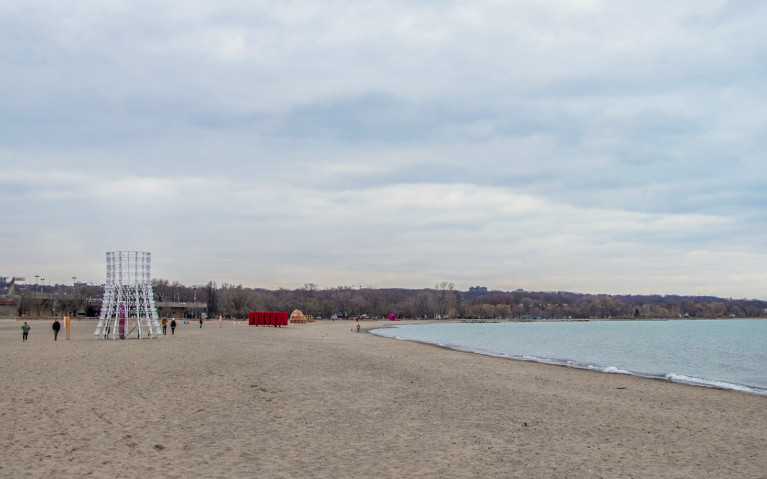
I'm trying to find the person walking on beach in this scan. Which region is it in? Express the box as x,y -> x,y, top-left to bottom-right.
21,322 -> 30,341
52,319 -> 61,341
162,318 -> 167,335
199,317 -> 203,328
357,323 -> 360,333
170,319 -> 176,335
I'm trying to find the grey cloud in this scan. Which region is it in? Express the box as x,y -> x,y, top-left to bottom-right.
2,0 -> 767,297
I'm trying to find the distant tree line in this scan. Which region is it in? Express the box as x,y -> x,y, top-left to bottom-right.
8,279 -> 764,320
151,280 -> 767,320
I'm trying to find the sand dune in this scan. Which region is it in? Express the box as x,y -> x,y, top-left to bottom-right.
1,319 -> 765,478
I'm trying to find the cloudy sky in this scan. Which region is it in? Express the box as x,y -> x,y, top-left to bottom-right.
2,0 -> 766,298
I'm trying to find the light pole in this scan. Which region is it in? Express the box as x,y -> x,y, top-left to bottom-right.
41,278 -> 45,292
72,276 -> 77,287
35,275 -> 39,293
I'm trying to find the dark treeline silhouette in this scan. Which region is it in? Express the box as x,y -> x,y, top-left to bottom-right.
151,280 -> 767,320
9,280 -> 764,320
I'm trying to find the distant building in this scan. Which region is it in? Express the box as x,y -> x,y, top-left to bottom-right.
468,286 -> 488,294
155,301 -> 208,319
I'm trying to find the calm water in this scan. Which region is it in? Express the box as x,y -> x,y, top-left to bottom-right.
371,319 -> 767,395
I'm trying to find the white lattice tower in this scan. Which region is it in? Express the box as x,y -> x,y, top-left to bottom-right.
94,251 -> 162,339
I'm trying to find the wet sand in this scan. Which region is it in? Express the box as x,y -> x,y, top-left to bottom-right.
1,319 -> 765,478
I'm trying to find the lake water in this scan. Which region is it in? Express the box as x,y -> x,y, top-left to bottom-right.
371,319 -> 767,395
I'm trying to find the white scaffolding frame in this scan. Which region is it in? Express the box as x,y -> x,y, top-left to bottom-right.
94,251 -> 162,339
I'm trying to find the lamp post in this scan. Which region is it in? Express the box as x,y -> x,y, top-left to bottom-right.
41,278 -> 45,292
35,275 -> 39,293
72,276 -> 77,288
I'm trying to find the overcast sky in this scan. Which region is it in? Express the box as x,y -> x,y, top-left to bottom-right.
2,0 -> 766,298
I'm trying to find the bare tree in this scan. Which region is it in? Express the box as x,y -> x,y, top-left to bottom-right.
218,285 -> 258,318
434,281 -> 457,318
205,281 -> 218,316
329,286 -> 356,317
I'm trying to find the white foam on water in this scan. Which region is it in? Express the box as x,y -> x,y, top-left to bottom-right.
664,373 -> 767,395
602,366 -> 632,375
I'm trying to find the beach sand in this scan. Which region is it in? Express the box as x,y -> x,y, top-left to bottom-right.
1,318 -> 765,478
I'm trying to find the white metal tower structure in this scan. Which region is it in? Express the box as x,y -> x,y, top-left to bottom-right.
94,251 -> 162,339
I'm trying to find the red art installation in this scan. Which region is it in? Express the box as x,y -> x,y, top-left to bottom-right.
248,311 -> 288,327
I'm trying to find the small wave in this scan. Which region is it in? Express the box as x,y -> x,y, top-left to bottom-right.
664,373 -> 767,395
602,366 -> 632,375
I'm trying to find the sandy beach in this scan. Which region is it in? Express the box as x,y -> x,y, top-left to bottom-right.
1,318 -> 765,478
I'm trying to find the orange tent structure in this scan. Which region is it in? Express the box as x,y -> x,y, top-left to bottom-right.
289,309 -> 307,324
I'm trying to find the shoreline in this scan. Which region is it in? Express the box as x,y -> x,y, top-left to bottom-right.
369,320 -> 767,397
373,331 -> 767,397
1,319 -> 765,478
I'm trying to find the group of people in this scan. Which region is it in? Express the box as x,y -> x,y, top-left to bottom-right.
20,319 -> 61,342
160,317 -> 204,334
21,316 -> 202,341
161,318 -> 177,335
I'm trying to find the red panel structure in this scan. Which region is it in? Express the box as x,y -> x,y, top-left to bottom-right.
248,311 -> 288,327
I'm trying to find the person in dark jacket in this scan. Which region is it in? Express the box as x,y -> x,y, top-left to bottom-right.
52,319 -> 61,341
21,322 -> 30,341
170,319 -> 176,335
